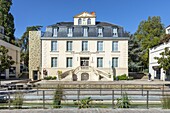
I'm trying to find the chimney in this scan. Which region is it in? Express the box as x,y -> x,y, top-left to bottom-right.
91,12 -> 96,16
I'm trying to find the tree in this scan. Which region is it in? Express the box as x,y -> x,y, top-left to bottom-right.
0,0 -> 15,43
155,47 -> 170,72
128,35 -> 143,72
0,45 -> 15,84
135,16 -> 165,69
20,26 -> 42,67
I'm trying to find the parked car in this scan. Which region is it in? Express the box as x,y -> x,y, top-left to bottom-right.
0,95 -> 8,103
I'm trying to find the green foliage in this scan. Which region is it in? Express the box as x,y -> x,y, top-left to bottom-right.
13,92 -> 24,109
44,76 -> 56,80
162,96 -> 170,109
128,35 -> 143,72
115,92 -> 131,108
53,87 -> 63,108
57,70 -> 62,80
0,0 -> 15,43
117,74 -> 128,80
155,48 -> 170,73
79,97 -> 92,109
0,46 -> 15,77
19,26 -> 42,67
134,16 -> 165,69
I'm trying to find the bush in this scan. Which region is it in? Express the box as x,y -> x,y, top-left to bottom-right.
13,92 -> 24,109
53,86 -> 63,108
44,76 -> 56,80
162,96 -> 170,109
79,97 -> 92,109
115,92 -> 131,108
118,74 -> 128,80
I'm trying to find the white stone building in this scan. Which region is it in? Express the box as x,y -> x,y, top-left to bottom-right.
149,25 -> 170,81
29,12 -> 129,81
0,26 -> 20,79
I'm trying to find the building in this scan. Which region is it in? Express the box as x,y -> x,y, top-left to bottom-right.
149,25 -> 170,81
0,26 -> 20,79
29,12 -> 129,81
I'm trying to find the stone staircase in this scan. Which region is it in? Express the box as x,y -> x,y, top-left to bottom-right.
59,66 -> 112,81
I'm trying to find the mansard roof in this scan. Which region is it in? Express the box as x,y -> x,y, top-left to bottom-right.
48,21 -> 121,28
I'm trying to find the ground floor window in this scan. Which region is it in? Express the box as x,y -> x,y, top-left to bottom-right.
51,57 -> 57,67
112,57 -> 118,67
67,57 -> 73,67
97,57 -> 103,67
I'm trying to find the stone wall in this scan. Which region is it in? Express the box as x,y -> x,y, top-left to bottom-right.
29,31 -> 41,80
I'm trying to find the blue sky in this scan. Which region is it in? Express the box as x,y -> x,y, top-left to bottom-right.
11,0 -> 170,38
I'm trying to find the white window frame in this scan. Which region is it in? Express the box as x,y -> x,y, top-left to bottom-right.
82,41 -> 88,51
112,41 -> 118,51
83,27 -> 88,37
112,57 -> 118,68
97,57 -> 103,68
53,28 -> 58,37
51,41 -> 57,51
68,27 -> 73,37
97,41 -> 103,51
51,57 -> 57,67
98,28 -> 103,37
67,57 -> 73,67
66,41 -> 73,51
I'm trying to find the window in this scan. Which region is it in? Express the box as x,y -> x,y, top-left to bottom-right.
67,57 -> 73,67
97,58 -> 103,67
9,67 -> 16,75
112,41 -> 118,51
97,41 -> 103,51
51,41 -> 57,51
78,18 -> 82,25
87,18 -> 91,25
112,58 -> 118,67
51,57 -> 57,67
66,41 -> 73,51
98,28 -> 103,37
83,27 -> 88,37
53,28 -> 58,37
82,41 -> 88,51
68,27 -> 73,37
168,29 -> 170,34
113,28 -> 118,37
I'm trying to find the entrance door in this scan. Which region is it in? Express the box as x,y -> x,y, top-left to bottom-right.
33,70 -> 38,80
80,57 -> 89,66
155,69 -> 161,79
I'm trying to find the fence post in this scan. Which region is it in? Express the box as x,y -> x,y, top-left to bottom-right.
162,84 -> 164,97
8,93 -> 11,109
43,90 -> 45,109
146,90 -> 149,109
112,90 -> 114,109
100,84 -> 101,96
37,85 -> 39,96
121,84 -> 122,96
142,85 -> 143,96
77,85 -> 80,108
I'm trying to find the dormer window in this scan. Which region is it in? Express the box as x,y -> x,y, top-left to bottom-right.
113,28 -> 118,37
78,18 -> 82,25
87,18 -> 91,25
53,28 -> 58,37
67,27 -> 73,37
98,28 -> 103,37
83,27 -> 88,37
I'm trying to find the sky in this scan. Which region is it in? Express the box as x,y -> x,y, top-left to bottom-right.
11,0 -> 170,38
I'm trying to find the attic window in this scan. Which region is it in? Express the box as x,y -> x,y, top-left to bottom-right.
87,18 -> 91,25
78,18 -> 82,25
98,28 -> 103,37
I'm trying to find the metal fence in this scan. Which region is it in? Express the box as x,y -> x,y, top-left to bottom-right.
0,83 -> 170,109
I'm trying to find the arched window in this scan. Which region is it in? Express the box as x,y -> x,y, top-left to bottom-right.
87,18 -> 91,25
78,18 -> 82,25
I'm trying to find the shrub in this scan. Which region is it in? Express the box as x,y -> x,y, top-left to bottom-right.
13,92 -> 24,109
162,96 -> 170,109
115,92 -> 131,108
53,86 -> 63,108
44,76 -> 57,80
118,74 -> 128,80
52,76 -> 57,80
79,97 -> 92,109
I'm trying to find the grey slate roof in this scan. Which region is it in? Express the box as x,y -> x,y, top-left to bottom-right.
43,21 -> 127,38
48,21 -> 121,27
